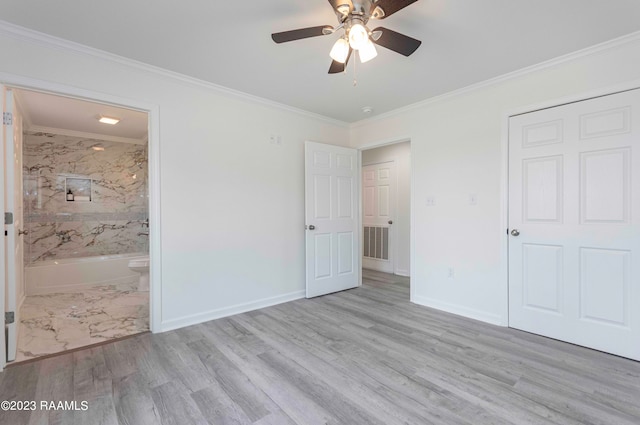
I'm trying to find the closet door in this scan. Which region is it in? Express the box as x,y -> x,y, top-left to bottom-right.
508,89 -> 640,360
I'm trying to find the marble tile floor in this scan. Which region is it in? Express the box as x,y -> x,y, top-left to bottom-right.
14,282 -> 149,363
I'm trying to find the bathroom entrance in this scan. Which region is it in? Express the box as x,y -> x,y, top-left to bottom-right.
2,86 -> 152,364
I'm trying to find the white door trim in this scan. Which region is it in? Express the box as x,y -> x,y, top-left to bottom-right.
357,137 -> 413,297
500,79 -> 640,329
0,85 -> 6,369
0,72 -> 163,358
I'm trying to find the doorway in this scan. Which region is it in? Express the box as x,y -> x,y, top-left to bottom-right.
3,86 -> 154,364
361,141 -> 411,291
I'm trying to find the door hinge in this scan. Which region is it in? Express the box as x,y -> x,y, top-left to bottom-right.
4,212 -> 13,225
2,112 -> 12,126
5,312 -> 15,324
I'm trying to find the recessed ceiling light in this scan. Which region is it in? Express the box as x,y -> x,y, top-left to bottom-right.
92,146 -> 105,151
362,106 -> 373,114
99,116 -> 120,125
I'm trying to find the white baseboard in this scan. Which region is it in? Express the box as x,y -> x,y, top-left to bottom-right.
160,290 -> 305,332
411,295 -> 505,326
362,258 -> 393,273
394,269 -> 410,277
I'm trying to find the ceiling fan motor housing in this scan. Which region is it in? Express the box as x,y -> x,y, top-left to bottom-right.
335,0 -> 376,23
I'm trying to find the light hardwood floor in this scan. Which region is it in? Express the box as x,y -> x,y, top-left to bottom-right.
1,270 -> 639,424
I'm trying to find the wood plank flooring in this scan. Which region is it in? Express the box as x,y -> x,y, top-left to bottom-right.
1,270 -> 639,424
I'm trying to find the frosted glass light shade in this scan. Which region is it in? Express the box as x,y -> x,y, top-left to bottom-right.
348,23 -> 368,50
329,38 -> 350,63
359,39 -> 378,63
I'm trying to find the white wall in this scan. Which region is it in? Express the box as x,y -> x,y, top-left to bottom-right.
362,141 -> 410,276
350,35 -> 640,325
0,24 -> 350,331
3,22 -> 640,334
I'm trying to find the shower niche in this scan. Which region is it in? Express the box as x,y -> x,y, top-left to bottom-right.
65,177 -> 92,202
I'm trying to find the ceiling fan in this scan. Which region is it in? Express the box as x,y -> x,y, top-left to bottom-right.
272,0 -> 422,74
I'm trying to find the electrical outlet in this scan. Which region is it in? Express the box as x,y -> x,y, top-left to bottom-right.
448,267 -> 455,278
426,196 -> 436,206
469,193 -> 477,205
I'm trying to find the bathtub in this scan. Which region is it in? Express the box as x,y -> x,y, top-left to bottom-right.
25,252 -> 148,295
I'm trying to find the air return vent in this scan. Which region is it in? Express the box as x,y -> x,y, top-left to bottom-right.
363,226 -> 389,260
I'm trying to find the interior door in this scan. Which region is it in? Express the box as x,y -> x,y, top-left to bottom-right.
305,141 -> 359,298
2,86 -> 23,363
508,89 -> 640,360
362,161 -> 395,273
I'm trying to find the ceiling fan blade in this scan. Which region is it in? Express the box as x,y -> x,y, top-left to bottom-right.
371,27 -> 421,56
373,0 -> 419,18
328,48 -> 353,74
271,26 -> 334,43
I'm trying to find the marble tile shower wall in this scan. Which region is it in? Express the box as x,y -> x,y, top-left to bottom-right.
23,132 -> 148,264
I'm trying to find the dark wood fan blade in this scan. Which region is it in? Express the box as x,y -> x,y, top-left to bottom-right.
372,27 -> 421,56
375,0 -> 419,18
328,48 -> 353,74
271,26 -> 333,43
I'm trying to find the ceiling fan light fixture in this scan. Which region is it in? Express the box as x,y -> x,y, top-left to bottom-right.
348,23 -> 368,50
359,39 -> 378,63
329,38 -> 350,63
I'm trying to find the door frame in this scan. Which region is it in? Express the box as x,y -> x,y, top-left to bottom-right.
0,72 -> 162,371
357,137 -> 413,297
500,78 -> 640,327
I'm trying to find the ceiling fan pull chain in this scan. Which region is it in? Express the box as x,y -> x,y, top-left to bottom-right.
353,53 -> 358,87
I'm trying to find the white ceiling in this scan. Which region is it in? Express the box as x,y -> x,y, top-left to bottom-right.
3,0 -> 640,123
15,89 -> 148,141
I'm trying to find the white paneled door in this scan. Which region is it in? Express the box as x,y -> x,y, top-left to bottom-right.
305,141 -> 359,298
509,89 -> 640,360
3,86 -> 25,364
362,162 -> 395,273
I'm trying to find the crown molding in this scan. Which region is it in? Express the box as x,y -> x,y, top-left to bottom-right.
4,19 -> 639,131
27,125 -> 147,145
351,30 -> 640,129
0,20 -> 349,129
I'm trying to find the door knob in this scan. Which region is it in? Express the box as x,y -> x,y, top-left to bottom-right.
308,225 -> 316,230
388,220 -> 393,225
510,229 -> 520,237
18,229 -> 28,236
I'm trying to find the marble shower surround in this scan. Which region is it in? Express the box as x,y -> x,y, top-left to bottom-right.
23,132 -> 148,264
